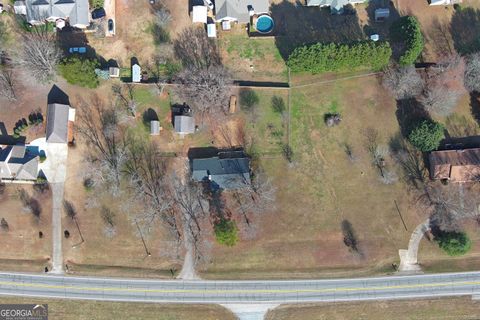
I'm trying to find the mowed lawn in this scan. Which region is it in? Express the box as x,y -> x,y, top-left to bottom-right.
0,297 -> 236,320
267,297 -> 480,320
0,185 -> 52,272
202,76 -> 426,279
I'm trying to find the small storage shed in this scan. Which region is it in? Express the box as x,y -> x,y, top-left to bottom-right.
174,115 -> 195,135
150,120 -> 160,135
109,67 -> 120,78
207,22 -> 217,38
192,5 -> 208,24
132,63 -> 141,83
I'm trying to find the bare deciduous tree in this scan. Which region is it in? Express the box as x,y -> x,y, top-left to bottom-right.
101,205 -> 116,238
232,169 -> 276,226
464,52 -> 480,93
382,65 -> 424,100
428,185 -> 479,232
112,84 -> 137,117
0,68 -> 17,101
420,54 -> 465,116
77,95 -> 126,196
175,65 -> 232,118
173,26 -> 221,69
17,26 -> 61,82
124,138 -> 178,238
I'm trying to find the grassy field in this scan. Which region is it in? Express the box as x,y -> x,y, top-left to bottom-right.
201,75 -> 424,279
266,297 -> 480,320
0,185 -> 52,272
0,297 -> 236,320
218,26 -> 288,82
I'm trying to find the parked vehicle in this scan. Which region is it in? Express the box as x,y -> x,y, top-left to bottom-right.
108,19 -> 114,34
205,0 -> 214,10
68,47 -> 87,54
91,8 -> 106,19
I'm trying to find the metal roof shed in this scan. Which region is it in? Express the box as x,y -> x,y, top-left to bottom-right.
132,64 -> 141,83
174,115 -> 195,135
207,23 -> 217,38
150,120 -> 160,135
192,5 -> 208,24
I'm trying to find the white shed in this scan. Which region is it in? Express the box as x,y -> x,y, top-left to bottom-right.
150,120 -> 160,135
207,23 -> 217,38
132,64 -> 141,83
192,5 -> 208,24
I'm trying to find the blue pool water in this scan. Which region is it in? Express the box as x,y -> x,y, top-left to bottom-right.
255,15 -> 274,34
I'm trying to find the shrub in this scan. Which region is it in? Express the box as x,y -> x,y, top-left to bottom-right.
1,218 -> 8,231
152,24 -> 170,45
324,113 -> 342,127
240,89 -> 259,111
390,16 -> 424,66
58,57 -> 100,88
83,177 -> 94,191
434,230 -> 471,256
287,41 -> 392,73
39,154 -> 46,163
408,120 -> 444,152
214,219 -> 238,246
271,96 -> 286,113
90,0 -> 104,9
282,144 -> 294,163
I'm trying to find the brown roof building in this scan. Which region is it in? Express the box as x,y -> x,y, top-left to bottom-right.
429,148 -> 480,182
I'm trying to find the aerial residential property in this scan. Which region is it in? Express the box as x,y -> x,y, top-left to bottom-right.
2,0 -> 480,319
14,0 -> 90,28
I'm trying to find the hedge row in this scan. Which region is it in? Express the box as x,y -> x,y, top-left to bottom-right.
287,41 -> 392,74
391,16 -> 424,66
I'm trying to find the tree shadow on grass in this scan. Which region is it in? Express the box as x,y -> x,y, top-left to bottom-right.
470,92 -> 480,125
271,0 -> 365,60
395,98 -> 430,138
451,7 -> 480,55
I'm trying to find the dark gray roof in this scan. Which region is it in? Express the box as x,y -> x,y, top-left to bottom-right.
46,103 -> 70,143
215,0 -> 270,23
192,152 -> 251,189
174,115 -> 195,134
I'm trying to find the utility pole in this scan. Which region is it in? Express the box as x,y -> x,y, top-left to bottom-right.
135,220 -> 151,257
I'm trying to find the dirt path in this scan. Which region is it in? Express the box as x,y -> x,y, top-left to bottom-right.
176,157 -> 200,280
398,218 -> 431,273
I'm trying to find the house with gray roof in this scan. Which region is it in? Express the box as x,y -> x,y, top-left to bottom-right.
46,103 -> 75,144
190,148 -> 251,190
215,0 -> 270,23
14,0 -> 90,29
0,145 -> 39,181
306,0 -> 365,14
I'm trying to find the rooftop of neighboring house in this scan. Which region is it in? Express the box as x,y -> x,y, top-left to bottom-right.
429,148 -> 480,182
14,0 -> 89,28
190,148 -> 251,190
0,145 -> 39,181
46,103 -> 71,144
215,0 -> 270,23
306,0 -> 365,13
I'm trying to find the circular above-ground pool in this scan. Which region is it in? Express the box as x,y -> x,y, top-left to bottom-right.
255,15 -> 274,34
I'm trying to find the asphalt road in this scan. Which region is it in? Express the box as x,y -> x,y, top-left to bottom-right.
0,271 -> 479,303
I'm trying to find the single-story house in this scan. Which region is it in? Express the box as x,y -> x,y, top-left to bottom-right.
429,148 -> 480,182
0,145 -> 39,181
215,0 -> 270,23
306,0 -> 365,14
46,103 -> 75,144
14,0 -> 90,29
190,148 -> 251,189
